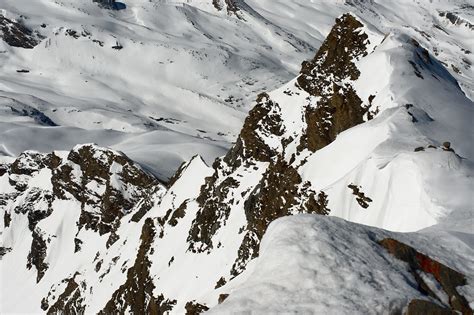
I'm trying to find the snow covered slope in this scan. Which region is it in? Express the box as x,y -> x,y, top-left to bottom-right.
1,0 -> 473,180
1,1 -> 473,314
210,214 -> 474,314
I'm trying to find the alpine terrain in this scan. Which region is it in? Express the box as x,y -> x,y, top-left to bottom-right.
0,0 -> 473,314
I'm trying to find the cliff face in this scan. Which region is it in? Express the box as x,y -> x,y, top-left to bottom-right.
1,11 -> 473,315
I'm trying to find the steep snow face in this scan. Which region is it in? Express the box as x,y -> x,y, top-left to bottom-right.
1,0 -> 473,180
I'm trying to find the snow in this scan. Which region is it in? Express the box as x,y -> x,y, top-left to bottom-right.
210,214 -> 474,314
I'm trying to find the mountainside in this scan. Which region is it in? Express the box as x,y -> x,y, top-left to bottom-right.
1,0 -> 473,180
1,1 -> 474,314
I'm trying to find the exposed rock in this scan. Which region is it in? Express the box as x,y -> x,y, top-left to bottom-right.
214,276 -> 226,289
184,301 -> 209,315
212,0 -> 240,16
0,247 -> 12,259
1,144 -> 164,304
348,184 -> 373,209
231,93 -> 283,163
439,11 -> 474,30
187,166 -> 239,252
3,211 -> 11,227
100,218 -> 177,314
0,15 -> 40,48
297,13 -> 370,152
44,276 -> 86,315
74,238 -> 83,253
60,145 -> 159,235
405,299 -> 456,315
8,104 -> 57,126
442,142 -> 453,152
379,238 -> 472,315
168,200 -> 188,227
188,14 -> 371,278
231,160 -> 330,276
218,294 -> 229,304
26,229 -> 49,283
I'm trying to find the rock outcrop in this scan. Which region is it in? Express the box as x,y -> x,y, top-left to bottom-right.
187,13 -> 373,278
0,15 -> 40,48
0,144 -> 165,309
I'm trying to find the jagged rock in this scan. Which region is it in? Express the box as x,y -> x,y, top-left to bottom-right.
43,276 -> 86,314
214,277 -> 226,289
168,200 -> 188,226
348,184 -> 373,209
0,15 -> 40,48
297,13 -> 370,152
218,294 -> 229,304
188,14 -> 370,277
100,218 -> 177,314
379,238 -> 472,315
0,247 -> 12,259
0,144 -> 164,307
212,0 -> 239,15
439,11 -> 474,30
26,229 -> 49,283
62,145 -> 159,235
184,301 -> 209,315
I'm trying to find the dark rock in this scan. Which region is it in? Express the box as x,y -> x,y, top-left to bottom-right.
112,41 -> 123,50
100,218 -> 177,314
379,238 -> 472,315
3,211 -> 11,227
348,184 -> 372,208
215,276 -> 227,289
168,200 -> 188,227
212,0 -> 240,16
184,301 -> 209,315
218,294 -> 229,304
0,247 -> 12,259
58,145 -> 159,236
26,229 -> 49,283
93,0 -> 119,9
0,15 -> 40,48
45,276 -> 85,314
297,14 -> 370,152
405,299 -> 456,315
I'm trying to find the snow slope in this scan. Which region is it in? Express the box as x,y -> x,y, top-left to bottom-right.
1,0 -> 473,180
210,214 -> 474,314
